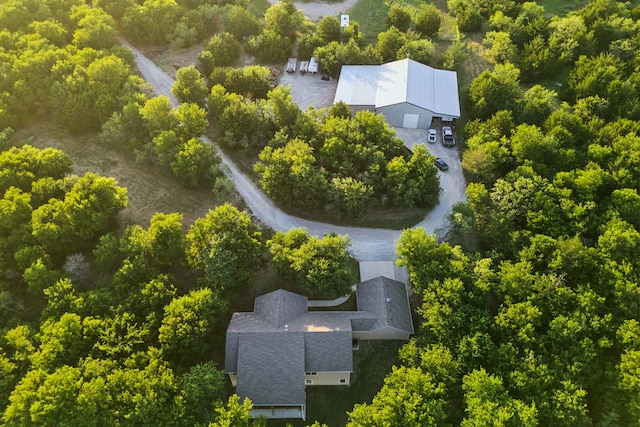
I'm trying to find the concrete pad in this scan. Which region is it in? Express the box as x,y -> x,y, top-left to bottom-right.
359,261 -> 396,282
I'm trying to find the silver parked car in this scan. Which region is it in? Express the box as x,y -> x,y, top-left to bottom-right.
442,126 -> 456,147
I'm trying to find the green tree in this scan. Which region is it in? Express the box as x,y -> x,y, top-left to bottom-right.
159,287 -> 225,368
442,40 -> 469,71
181,362 -> 226,425
387,4 -> 413,32
186,204 -> 263,290
248,30 -> 292,64
483,31 -> 517,64
348,366 -> 450,426
329,176 -> 373,220
518,35 -> 560,83
548,15 -> 593,63
415,4 -> 441,37
223,66 -> 272,100
122,0 -> 180,44
398,39 -> 435,64
452,2 -> 483,33
153,130 -> 181,166
255,139 -> 329,210
145,213 -> 185,267
376,26 -> 407,62
70,5 -> 118,50
264,0 -> 303,41
318,16 -> 342,43
31,173 -> 128,256
519,85 -> 559,126
396,228 -> 469,293
266,85 -> 300,131
461,369 -> 538,426
268,229 -> 355,298
469,62 -> 521,120
313,41 -> 342,78
140,96 -> 178,138
198,32 -> 241,76
30,313 -> 86,370
210,394 -> 259,427
171,138 -> 222,188
175,102 -> 208,141
218,97 -> 272,150
298,31 -> 326,59
172,66 -> 208,107
224,5 -> 261,41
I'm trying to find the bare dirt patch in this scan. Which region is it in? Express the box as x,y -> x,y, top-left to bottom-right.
136,43 -> 203,78
11,120 -> 231,230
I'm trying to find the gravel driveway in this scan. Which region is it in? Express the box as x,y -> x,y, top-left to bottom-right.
124,41 -> 467,262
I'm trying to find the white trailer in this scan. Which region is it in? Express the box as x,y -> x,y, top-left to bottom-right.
308,57 -> 318,74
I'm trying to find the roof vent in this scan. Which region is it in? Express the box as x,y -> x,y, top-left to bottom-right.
386,297 -> 391,303
284,324 -> 289,331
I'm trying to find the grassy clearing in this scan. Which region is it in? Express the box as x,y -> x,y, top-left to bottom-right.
11,119 -> 231,230
347,0 -> 390,43
539,0 -> 587,16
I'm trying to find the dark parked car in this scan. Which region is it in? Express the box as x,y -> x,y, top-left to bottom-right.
434,157 -> 449,171
442,126 -> 456,147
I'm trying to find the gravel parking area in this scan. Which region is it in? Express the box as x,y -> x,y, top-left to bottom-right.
268,0 -> 359,21
278,70 -> 338,111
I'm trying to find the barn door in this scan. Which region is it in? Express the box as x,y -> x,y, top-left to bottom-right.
402,113 -> 420,128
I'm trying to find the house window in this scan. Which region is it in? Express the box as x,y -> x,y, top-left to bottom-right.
306,379 -> 313,385
305,372 -> 317,375
340,379 -> 347,384
352,339 -> 359,350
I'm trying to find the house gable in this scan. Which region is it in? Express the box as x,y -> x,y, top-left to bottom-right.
237,333 -> 305,407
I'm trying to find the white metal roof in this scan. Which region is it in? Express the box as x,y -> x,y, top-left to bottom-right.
333,65 -> 379,107
334,59 -> 460,118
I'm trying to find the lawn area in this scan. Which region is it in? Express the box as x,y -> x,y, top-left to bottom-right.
539,0 -> 588,16
346,0 -> 390,43
346,0 -> 456,44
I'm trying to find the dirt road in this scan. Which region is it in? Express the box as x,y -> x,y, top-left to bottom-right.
123,41 -> 467,261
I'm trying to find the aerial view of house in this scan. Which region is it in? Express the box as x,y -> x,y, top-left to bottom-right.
224,276 -> 414,419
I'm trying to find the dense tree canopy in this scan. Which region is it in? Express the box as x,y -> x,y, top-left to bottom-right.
268,228 -> 356,298
2,0 -> 640,425
347,1 -> 640,425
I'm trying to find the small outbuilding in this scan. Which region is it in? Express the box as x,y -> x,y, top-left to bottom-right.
333,58 -> 461,129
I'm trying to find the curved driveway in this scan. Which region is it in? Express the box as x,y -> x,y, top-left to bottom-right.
121,40 -> 467,261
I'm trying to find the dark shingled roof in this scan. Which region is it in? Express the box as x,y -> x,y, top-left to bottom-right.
356,276 -> 414,335
225,276 -> 414,412
236,333 -> 305,406
304,331 -> 353,373
254,289 -> 308,328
